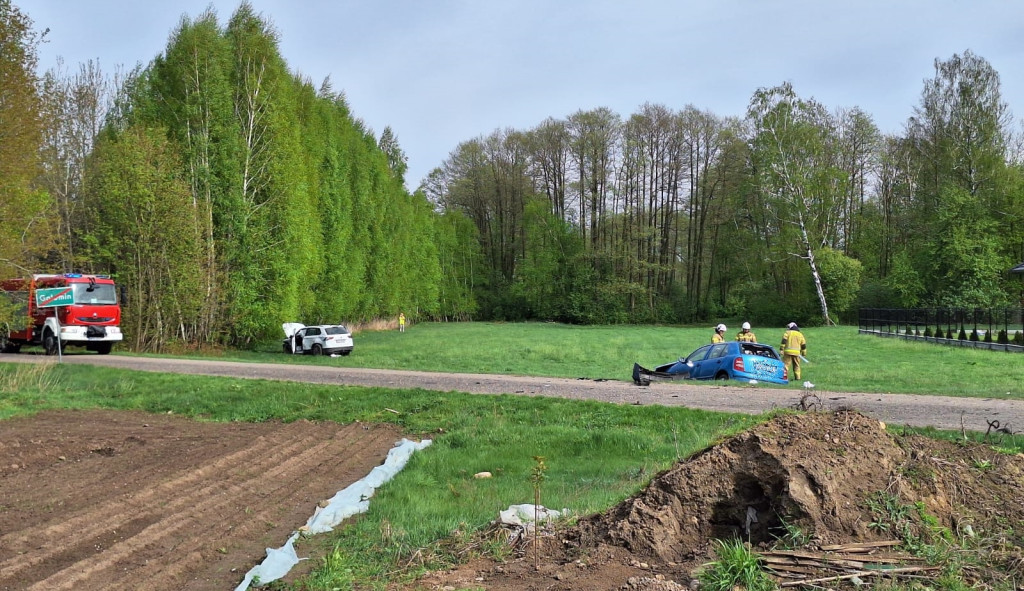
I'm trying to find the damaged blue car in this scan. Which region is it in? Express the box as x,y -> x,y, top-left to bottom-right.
633,341 -> 788,386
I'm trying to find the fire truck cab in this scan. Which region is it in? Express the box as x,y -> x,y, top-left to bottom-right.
0,273 -> 123,355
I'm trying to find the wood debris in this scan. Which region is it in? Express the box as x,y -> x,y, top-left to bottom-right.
762,541 -> 939,588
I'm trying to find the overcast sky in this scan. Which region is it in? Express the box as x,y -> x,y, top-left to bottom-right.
25,0 -> 1024,190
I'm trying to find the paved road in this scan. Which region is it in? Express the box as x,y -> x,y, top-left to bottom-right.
3,353 -> 1023,433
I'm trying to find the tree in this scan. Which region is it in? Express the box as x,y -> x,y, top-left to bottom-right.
38,58 -> 116,270
747,83 -> 846,325
0,0 -> 55,279
84,125 -> 205,351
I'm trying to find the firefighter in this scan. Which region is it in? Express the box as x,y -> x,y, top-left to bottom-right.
712,323 -> 727,344
736,322 -> 756,343
781,322 -> 807,380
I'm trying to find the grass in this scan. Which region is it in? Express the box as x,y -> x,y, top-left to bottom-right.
114,322 -> 1024,400
0,361 -> 757,588
4,320 -> 1024,588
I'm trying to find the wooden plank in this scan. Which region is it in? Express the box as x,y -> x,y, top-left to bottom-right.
779,566 -> 940,587
819,540 -> 902,551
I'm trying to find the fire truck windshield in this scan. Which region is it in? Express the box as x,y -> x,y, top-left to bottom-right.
71,283 -> 117,305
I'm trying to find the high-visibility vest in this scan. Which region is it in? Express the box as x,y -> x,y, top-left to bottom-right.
712,333 -> 725,344
782,330 -> 805,355
737,332 -> 756,343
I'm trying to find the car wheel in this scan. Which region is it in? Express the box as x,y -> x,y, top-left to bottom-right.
312,344 -> 323,356
341,350 -> 351,356
43,329 -> 59,356
715,371 -> 730,381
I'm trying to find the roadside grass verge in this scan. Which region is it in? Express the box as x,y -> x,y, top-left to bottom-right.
109,322 -> 1024,400
0,362 -> 757,587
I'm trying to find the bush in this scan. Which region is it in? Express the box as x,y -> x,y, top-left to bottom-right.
998,330 -> 1009,344
1015,331 -> 1024,345
983,330 -> 993,343
958,327 -> 968,340
924,326 -> 933,338
969,329 -> 979,342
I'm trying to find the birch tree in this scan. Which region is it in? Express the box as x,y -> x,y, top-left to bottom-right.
747,83 -> 846,325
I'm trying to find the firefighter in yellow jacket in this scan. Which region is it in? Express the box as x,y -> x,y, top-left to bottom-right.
781,322 -> 807,380
736,322 -> 756,343
712,324 -> 727,344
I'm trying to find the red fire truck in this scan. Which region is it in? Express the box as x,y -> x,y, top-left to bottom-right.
0,273 -> 123,355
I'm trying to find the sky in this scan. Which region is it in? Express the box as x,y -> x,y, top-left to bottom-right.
25,0 -> 1024,190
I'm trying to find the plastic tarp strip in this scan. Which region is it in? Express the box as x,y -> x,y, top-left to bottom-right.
235,437 -> 432,590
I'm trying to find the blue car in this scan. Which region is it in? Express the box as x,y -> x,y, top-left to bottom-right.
633,341 -> 788,385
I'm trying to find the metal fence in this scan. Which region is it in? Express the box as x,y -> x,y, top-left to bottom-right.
858,308 -> 1024,352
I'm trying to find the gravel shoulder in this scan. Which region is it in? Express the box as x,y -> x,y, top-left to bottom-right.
3,353 -> 1021,433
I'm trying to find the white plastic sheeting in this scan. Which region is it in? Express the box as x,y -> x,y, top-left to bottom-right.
497,504 -> 565,528
235,437 -> 432,590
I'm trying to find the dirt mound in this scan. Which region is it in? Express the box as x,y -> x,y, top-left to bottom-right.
575,410 -> 1024,562
420,410 -> 1024,590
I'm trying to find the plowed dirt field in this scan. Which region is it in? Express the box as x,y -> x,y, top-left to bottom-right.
0,409 -> 403,591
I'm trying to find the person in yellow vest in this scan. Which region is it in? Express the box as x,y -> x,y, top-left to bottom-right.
781,322 -> 807,380
398,312 -> 406,332
712,324 -> 727,343
736,322 -> 756,343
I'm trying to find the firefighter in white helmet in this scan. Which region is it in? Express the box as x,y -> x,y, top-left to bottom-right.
712,323 -> 727,344
736,322 -> 756,343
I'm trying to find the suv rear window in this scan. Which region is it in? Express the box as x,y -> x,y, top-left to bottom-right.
325,326 -> 349,335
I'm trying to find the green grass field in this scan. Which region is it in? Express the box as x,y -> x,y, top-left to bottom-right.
3,321 -> 1023,589
162,322 -> 1023,400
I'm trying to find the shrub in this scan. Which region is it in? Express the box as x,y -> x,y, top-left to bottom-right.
997,330 -> 1009,344
969,329 -> 979,342
983,330 -> 993,343
1015,331 -> 1024,345
958,327 -> 968,340
924,326 -> 933,338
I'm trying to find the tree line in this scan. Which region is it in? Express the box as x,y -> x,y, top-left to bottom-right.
3,0 -> 1022,352
1,1 -> 446,350
425,52 -> 1024,326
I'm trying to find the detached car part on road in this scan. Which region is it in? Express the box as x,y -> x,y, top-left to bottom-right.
282,323 -> 354,356
633,341 -> 788,386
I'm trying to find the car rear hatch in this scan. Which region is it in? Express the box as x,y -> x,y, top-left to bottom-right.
735,344 -> 787,382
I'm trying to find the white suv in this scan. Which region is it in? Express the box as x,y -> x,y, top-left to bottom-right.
282,323 -> 354,356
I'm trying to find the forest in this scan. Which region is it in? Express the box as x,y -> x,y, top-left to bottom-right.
2,0 -> 1023,351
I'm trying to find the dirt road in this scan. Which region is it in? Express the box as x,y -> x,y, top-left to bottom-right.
3,353 -> 1022,433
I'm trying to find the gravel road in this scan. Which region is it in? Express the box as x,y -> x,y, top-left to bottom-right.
3,353 -> 1022,433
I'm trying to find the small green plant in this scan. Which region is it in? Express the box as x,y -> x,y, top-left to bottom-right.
866,491 -> 910,534
698,539 -> 775,591
529,455 -> 547,568
771,518 -> 810,549
971,458 -> 992,472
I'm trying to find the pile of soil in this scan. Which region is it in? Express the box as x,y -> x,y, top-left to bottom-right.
420,410 -> 1024,590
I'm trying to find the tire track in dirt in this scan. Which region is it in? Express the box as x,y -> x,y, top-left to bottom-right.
0,410 -> 404,591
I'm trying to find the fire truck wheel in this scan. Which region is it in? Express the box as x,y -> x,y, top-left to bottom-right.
95,342 -> 113,355
43,329 -> 59,356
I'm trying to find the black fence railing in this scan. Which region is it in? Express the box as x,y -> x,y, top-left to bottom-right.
858,308 -> 1024,352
